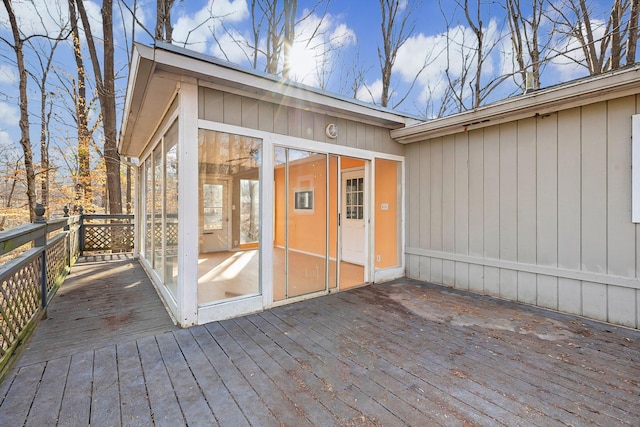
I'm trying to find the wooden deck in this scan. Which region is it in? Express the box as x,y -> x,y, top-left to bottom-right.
13,254 -> 178,367
0,258 -> 639,426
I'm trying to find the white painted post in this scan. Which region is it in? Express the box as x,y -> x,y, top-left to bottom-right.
261,137 -> 274,307
177,80 -> 199,326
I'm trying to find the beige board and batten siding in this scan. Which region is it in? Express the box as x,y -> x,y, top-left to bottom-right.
198,87 -> 404,157
404,95 -> 640,329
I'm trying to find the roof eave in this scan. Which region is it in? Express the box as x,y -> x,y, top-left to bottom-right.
118,44 -> 155,155
391,65 -> 640,144
152,42 -> 417,128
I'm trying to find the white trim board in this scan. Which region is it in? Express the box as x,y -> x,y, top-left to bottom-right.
406,247 -> 640,291
198,119 -> 405,163
632,114 -> 640,222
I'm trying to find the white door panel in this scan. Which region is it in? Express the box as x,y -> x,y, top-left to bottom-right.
341,170 -> 365,265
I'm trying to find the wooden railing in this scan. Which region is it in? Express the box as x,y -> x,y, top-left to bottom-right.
0,205 -> 134,378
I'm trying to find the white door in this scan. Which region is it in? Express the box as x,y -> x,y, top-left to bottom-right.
341,170 -> 365,265
201,179 -> 230,252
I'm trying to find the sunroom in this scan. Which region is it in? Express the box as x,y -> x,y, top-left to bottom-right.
119,42 -> 415,326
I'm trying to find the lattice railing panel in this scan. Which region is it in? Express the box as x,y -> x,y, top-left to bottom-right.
45,237 -> 67,295
84,225 -> 134,252
154,224 -> 163,245
0,253 -> 42,356
69,224 -> 80,262
166,222 -> 178,246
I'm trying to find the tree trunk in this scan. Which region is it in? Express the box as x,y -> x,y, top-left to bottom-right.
626,0 -> 640,64
102,0 -> 122,214
609,0 -> 623,70
3,0 -> 36,221
76,0 -> 122,214
156,0 -> 175,42
126,157 -> 132,214
40,87 -> 49,210
282,0 -> 297,79
69,0 -> 92,210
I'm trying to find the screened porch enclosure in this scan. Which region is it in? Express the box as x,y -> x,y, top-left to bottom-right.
140,120 -> 179,299
197,130 -> 261,305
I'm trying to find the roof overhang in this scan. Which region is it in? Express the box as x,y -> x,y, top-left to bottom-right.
119,42 -> 418,158
391,65 -> 640,144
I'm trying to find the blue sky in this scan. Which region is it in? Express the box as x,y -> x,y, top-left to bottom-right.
0,0 -> 620,155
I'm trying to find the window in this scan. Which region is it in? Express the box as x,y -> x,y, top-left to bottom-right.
203,183 -> 224,231
294,189 -> 314,211
345,177 -> 364,220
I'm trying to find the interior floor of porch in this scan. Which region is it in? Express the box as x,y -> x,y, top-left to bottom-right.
2,255 -> 638,426
197,248 -> 365,305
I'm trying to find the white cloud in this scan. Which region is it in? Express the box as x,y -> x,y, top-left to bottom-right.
0,102 -> 19,125
330,23 -> 356,48
0,0 -> 67,37
357,78 -> 383,104
546,19 -> 606,82
0,65 -> 16,85
80,1 -> 105,40
172,0 -> 249,53
117,0 -> 151,42
0,0 -> 104,49
210,29 -> 251,64
382,17 -> 508,111
0,130 -> 14,146
287,11 -> 356,86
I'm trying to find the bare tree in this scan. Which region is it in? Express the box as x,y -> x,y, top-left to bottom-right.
1,0 -> 37,221
0,143 -> 23,208
436,0 -> 511,114
68,0 -> 92,210
626,0 -> 640,63
25,12 -> 68,213
241,0 -> 330,77
337,49 -> 372,98
377,0 -> 424,108
75,0 -> 122,214
156,0 -> 176,42
548,0 -> 640,74
282,0 -> 297,78
505,0 -> 550,91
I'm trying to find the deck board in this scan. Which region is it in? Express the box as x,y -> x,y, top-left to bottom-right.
172,329 -> 247,426
16,254 -> 177,367
24,356 -> 70,427
136,335 -> 185,427
57,351 -> 93,427
0,257 -> 639,426
90,346 -> 121,427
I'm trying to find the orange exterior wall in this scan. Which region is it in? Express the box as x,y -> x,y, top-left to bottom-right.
274,156 -> 328,256
341,157 -> 364,170
275,156 -> 399,269
275,156 -> 366,259
374,159 -> 399,268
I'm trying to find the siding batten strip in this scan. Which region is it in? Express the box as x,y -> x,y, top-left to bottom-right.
405,248 -> 640,291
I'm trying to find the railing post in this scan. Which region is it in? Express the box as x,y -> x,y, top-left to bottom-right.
34,203 -> 47,309
63,206 -> 70,268
79,206 -> 84,256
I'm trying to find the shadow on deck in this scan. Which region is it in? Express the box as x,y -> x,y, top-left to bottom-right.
0,256 -> 639,426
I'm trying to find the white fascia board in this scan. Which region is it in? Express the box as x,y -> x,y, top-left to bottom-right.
392,66 -> 640,143
119,44 -> 156,154
118,47 -> 142,153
